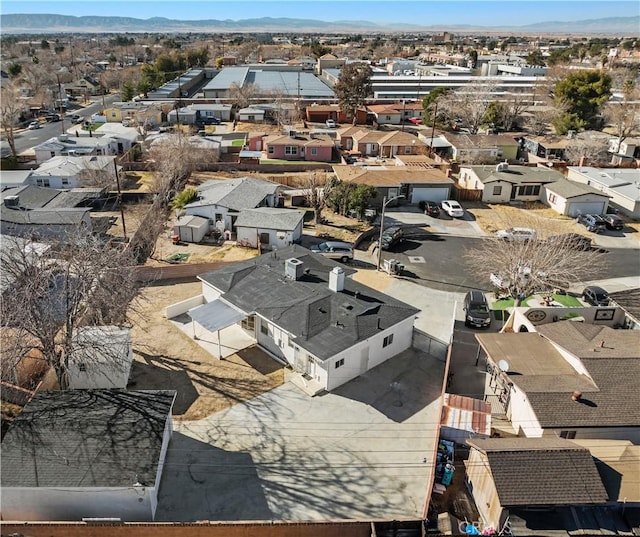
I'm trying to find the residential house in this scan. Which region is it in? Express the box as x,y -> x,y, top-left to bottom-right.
341,128 -> 426,158
457,163 -> 563,203
103,101 -> 167,127
68,75 -> 103,97
1,390 -> 176,521
34,134 -> 118,164
305,104 -> 367,125
542,178 -> 610,216
477,323 -> 640,443
167,103 -> 232,124
169,246 -> 419,392
332,165 -> 454,206
67,326 -> 134,390
184,177 -> 279,233
29,155 -> 118,189
1,186 -> 97,239
237,107 -> 266,123
609,137 -> 640,165
367,104 -> 403,125
444,133 -> 519,163
234,207 -> 304,249
92,123 -> 141,153
245,131 -> 268,152
566,166 -> 640,218
264,133 -> 335,162
465,438 -> 608,533
521,134 -> 571,163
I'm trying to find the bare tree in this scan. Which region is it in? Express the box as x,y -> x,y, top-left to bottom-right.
0,83 -> 24,159
303,171 -> 332,224
438,81 -> 498,134
605,82 -> 640,160
0,233 -> 141,390
501,89 -> 531,131
564,137 -> 610,166
465,211 -> 607,305
228,82 -> 260,110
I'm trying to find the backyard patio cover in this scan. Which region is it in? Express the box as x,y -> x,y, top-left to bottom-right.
188,300 -> 245,333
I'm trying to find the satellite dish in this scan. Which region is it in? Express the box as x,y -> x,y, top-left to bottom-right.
498,360 -> 510,372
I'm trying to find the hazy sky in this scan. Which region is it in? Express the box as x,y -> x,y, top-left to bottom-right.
2,1 -> 639,26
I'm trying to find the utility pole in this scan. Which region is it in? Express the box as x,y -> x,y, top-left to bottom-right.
114,159 -> 127,239
429,101 -> 438,157
56,74 -> 65,135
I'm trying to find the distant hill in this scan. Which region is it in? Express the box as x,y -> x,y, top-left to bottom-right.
1,13 -> 638,34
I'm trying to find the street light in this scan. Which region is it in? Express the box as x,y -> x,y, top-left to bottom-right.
376,194 -> 405,271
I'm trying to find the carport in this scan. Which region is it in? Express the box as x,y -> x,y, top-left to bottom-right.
188,300 -> 247,358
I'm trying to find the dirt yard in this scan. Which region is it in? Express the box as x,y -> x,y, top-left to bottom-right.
128,281 -> 284,420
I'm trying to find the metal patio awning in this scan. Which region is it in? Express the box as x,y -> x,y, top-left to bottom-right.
188,300 -> 245,333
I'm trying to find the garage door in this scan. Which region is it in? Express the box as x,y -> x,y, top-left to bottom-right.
411,187 -> 450,204
567,201 -> 607,217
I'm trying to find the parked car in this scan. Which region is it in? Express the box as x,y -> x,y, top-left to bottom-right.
45,113 -> 61,122
582,285 -> 610,306
420,200 -> 441,218
27,121 -> 41,130
441,200 -> 464,218
496,227 -> 537,242
310,241 -> 354,263
603,214 -> 624,231
70,114 -> 83,124
463,290 -> 492,328
547,233 -> 592,250
378,225 -> 404,250
325,119 -> 336,128
576,214 -> 606,233
408,117 -> 422,125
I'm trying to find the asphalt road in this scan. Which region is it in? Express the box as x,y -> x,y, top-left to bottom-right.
372,230 -> 640,293
13,94 -> 120,155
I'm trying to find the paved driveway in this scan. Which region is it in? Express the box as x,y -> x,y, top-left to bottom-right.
155,348 -> 444,522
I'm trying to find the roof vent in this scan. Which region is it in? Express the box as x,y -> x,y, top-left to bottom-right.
496,162 -> 508,172
571,390 -> 582,402
4,195 -> 20,208
328,266 -> 345,292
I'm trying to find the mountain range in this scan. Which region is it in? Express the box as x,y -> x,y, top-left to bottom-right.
1,14 -> 638,35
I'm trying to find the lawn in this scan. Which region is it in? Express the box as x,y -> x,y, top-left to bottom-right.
491,293 -> 582,310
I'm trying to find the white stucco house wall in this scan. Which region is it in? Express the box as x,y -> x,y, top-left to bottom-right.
33,134 -> 118,164
234,207 -> 304,249
566,166 -> 640,219
67,326 -> 134,390
0,390 -> 176,521
167,246 -> 419,392
29,155 -> 118,189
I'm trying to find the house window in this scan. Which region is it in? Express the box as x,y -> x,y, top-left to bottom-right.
335,358 -> 345,369
549,193 -> 557,203
61,178 -> 70,186
383,334 -> 394,348
288,338 -> 294,348
518,185 -> 541,196
260,323 -> 269,335
268,146 -> 274,154
559,430 -> 576,439
310,147 -> 318,156
241,315 -> 255,332
78,363 -> 87,372
492,186 -> 502,196
50,152 -> 56,158
285,146 -> 298,155
36,179 -> 50,187
404,146 -> 413,154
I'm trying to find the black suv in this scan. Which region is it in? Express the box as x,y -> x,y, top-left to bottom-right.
603,214 -> 624,231
379,225 -> 404,250
576,214 -> 606,233
582,285 -> 610,306
463,290 -> 492,328
420,200 -> 441,218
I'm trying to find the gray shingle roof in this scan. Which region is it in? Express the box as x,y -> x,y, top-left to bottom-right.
1,390 -> 176,488
199,245 -> 418,361
464,165 -> 563,185
544,179 -> 610,199
186,177 -> 279,212
467,437 -> 608,506
234,208 -> 304,231
609,287 -> 640,325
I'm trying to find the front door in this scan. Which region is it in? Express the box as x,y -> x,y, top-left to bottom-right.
510,185 -> 517,200
306,356 -> 315,378
359,347 -> 370,374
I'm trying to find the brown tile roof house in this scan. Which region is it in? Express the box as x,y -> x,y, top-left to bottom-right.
477,325 -> 640,432
466,437 -> 608,506
332,165 -> 452,187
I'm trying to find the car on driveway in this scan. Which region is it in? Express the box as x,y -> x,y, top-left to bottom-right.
582,285 -> 610,306
603,214 -> 624,231
463,290 -> 492,328
496,227 -> 537,242
310,241 -> 354,262
441,200 -> 464,218
27,121 -> 41,130
325,119 -> 336,128
408,117 -> 422,125
420,200 -> 441,218
547,233 -> 592,250
576,214 -> 606,233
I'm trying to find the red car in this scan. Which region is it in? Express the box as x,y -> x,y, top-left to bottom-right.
408,117 -> 422,125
